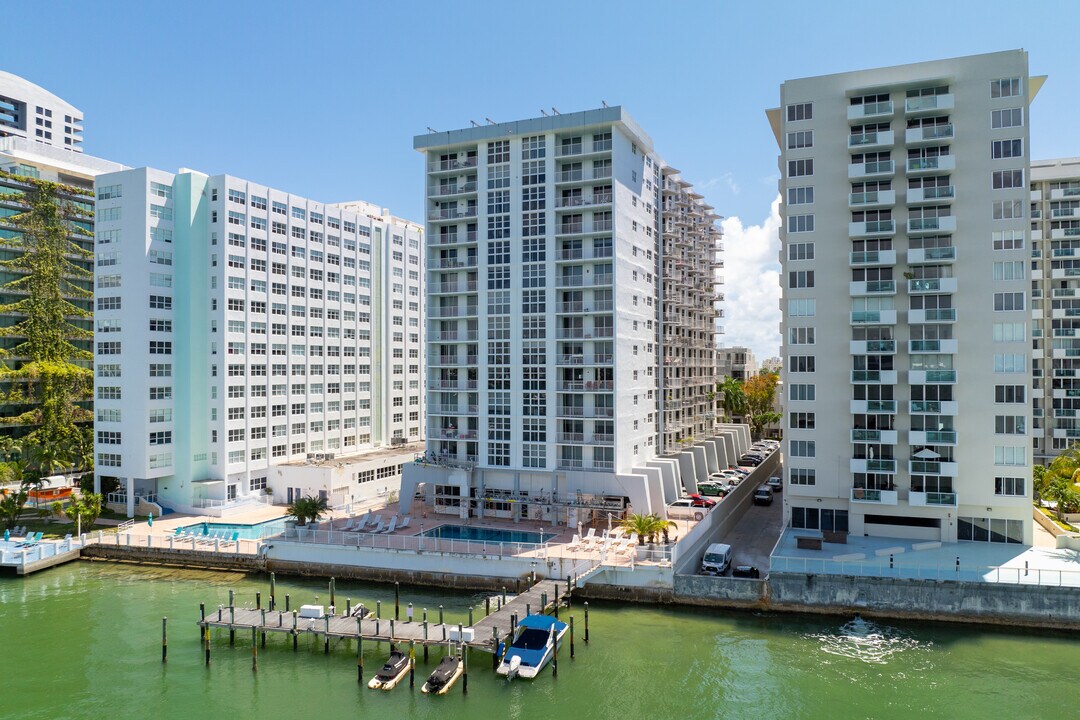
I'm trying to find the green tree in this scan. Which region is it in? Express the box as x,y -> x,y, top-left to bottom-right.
65,492 -> 103,534
719,377 -> 747,420
619,513 -> 675,545
0,486 -> 28,531
1032,464 -> 1050,505
0,174 -> 93,478
287,495 -> 329,526
743,371 -> 781,439
1045,476 -> 1080,521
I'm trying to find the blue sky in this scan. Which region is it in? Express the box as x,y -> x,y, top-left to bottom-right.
8,0 -> 1078,358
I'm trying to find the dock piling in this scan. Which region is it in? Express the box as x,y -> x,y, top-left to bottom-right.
395,581 -> 400,620
541,592 -> 547,612
468,608 -> 473,627
409,641 -> 415,687
567,575 -> 572,602
526,603 -> 531,616
261,609 -> 267,647
256,591 -> 261,610
199,603 -> 205,640
330,577 -> 336,609
552,631 -> 558,677
356,618 -> 363,682
292,611 -> 298,652
584,602 -> 590,643
204,625 -> 210,666
161,617 -> 167,663
285,594 -> 290,613
251,626 -> 257,672
570,616 -> 575,658
217,604 -> 222,622
462,640 -> 469,695
485,596 -> 490,616
377,600 -> 381,620
491,626 -> 499,670
229,589 -> 234,609
390,619 -> 395,644
439,604 -> 443,625
346,598 -> 351,616
229,606 -> 235,646
502,586 -> 507,604
324,616 -> 330,654
423,618 -> 429,662
270,572 -> 276,610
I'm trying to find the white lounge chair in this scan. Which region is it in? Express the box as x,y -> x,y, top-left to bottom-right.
380,517 -> 398,534
365,514 -> 382,532
396,516 -> 411,531
581,528 -> 597,546
566,534 -> 582,551
355,510 -> 373,530
369,519 -> 385,534
340,518 -> 360,532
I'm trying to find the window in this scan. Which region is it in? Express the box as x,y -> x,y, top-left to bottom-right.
995,477 -> 1025,496
992,230 -> 1025,251
787,159 -> 814,177
786,130 -> 813,149
790,469 -> 816,486
788,270 -> 814,288
993,323 -> 1026,342
992,261 -> 1024,281
790,412 -> 815,429
788,214 -> 814,233
992,170 -> 1024,189
788,299 -> 816,317
788,327 -> 815,345
991,139 -> 1023,159
994,354 -> 1026,373
995,385 -> 1026,403
786,102 -> 812,122
993,200 -> 1024,220
991,78 -> 1021,98
994,446 -> 1025,466
788,355 -> 815,372
787,187 -> 814,205
789,440 -> 816,457
993,292 -> 1024,311
991,108 -> 1023,129
995,416 -> 1026,435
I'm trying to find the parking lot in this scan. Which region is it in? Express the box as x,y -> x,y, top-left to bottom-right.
711,465 -> 785,573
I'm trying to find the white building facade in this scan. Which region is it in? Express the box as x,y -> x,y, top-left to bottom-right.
1031,157 -> 1080,462
402,107 -> 726,524
0,71 -> 84,151
92,167 -> 425,516
770,50 -> 1041,545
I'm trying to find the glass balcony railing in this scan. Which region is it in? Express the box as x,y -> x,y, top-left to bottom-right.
925,430 -> 957,444
909,278 -> 943,292
923,246 -> 956,260
925,491 -> 957,506
924,308 -> 957,321
852,429 -> 882,441
867,400 -> 897,412
850,251 -> 881,264
865,280 -> 896,293
866,459 -> 896,472
909,340 -> 941,352
850,191 -> 880,205
925,370 -> 957,382
921,185 -> 955,199
851,311 -> 881,323
910,401 -> 941,413
851,370 -> 881,382
866,340 -> 895,353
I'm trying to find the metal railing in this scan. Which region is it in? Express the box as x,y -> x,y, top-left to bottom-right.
280,527 -> 550,559
771,554 -> 1080,587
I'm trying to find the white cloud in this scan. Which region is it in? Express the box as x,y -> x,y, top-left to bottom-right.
717,195 -> 782,361
697,172 -> 741,196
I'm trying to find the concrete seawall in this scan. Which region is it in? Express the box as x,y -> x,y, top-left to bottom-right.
82,545 -> 264,572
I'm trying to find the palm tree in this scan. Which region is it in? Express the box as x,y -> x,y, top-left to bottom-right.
719,377 -> 747,421
1033,464 -> 1050,505
65,492 -> 103,534
0,486 -> 28,530
1045,476 -> 1080,521
619,513 -> 673,545
287,495 -> 329,526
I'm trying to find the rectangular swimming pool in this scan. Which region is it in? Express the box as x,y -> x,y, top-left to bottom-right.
179,518 -> 286,541
417,524 -> 545,545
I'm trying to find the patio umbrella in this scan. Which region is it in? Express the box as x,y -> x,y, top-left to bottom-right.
913,448 -> 940,459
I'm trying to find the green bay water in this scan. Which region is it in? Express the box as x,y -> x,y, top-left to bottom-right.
0,562 -> 1073,720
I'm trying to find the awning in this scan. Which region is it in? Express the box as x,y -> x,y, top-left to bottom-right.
191,479 -> 225,485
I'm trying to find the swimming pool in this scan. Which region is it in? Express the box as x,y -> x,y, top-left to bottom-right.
417,524 -> 545,545
179,518 -> 286,541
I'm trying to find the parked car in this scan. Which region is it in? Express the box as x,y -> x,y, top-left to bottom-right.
696,482 -> 729,498
766,476 -> 783,492
729,467 -> 751,476
739,456 -> 763,467
668,498 -> 711,521
731,565 -> 761,579
700,543 -> 733,576
753,487 -> 774,506
685,493 -> 717,508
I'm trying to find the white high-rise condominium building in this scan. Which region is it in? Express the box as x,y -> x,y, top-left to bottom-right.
770,50 -> 1044,545
0,71 -> 84,151
402,107 -> 725,524
1031,157 -> 1080,462
92,167 -> 425,517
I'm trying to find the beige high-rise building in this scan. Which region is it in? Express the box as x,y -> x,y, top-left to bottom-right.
769,50 -> 1043,545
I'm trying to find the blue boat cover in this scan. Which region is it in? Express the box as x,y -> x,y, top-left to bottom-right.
517,614 -> 569,633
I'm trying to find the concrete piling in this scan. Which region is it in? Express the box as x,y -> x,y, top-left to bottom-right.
161,617 -> 167,663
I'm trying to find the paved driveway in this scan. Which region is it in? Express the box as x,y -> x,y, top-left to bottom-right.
714,475 -> 785,572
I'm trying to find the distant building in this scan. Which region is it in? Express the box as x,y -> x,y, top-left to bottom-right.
761,356 -> 783,374
716,346 -> 758,380
0,71 -> 84,151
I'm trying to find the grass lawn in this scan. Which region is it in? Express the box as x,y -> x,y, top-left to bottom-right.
1036,505 -> 1077,532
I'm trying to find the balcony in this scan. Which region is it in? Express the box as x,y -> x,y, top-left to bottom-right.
557,380 -> 614,392
908,308 -> 956,323
1052,207 -> 1080,219
427,181 -> 478,198
557,354 -> 614,366
849,219 -> 896,237
429,380 -> 478,391
905,93 -> 954,115
851,429 -> 899,444
850,458 -> 897,474
908,216 -> 956,235
428,354 -> 478,367
905,124 -> 954,145
909,430 -> 957,446
427,157 -> 479,174
428,305 -> 478,319
431,231 -> 478,245
847,101 -> 894,121
556,273 -> 614,288
432,330 -> 478,342
850,370 -> 898,384
909,400 -> 958,415
850,488 -> 899,505
429,207 -> 478,222
849,339 -> 896,355
429,404 -> 479,416
555,193 -> 613,209
848,189 -> 897,208
556,406 -> 615,419
907,186 -> 955,204
554,140 -> 612,158
907,246 -> 956,264
1049,187 -> 1080,201
908,491 -> 958,507
555,167 -> 613,185
908,369 -> 957,384
1051,227 -> 1080,240
849,280 -> 897,296
907,155 -> 956,175
430,281 -> 478,294
432,258 -> 477,270
849,249 -> 897,266
850,399 -> 898,414
556,300 -> 614,314
848,130 -> 895,150
909,460 -> 959,477
850,310 -> 897,325
908,277 -> 957,294
907,339 -> 958,353
848,160 -> 895,179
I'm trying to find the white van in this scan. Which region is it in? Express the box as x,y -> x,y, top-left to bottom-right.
700,542 -> 732,576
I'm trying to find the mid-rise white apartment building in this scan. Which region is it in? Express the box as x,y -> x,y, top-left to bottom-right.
0,71 -> 84,151
717,346 -> 759,381
1031,157 -> 1080,462
92,167 -> 425,516
771,50 -> 1042,545
401,107 -> 727,525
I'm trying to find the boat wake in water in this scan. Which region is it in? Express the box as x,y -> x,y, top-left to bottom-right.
808,616 -> 932,666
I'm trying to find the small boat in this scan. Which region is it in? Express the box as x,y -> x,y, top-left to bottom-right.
367,650 -> 411,690
496,614 -> 569,680
421,654 -> 463,695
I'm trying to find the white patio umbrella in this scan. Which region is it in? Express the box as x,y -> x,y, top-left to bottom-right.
913,448 -> 940,459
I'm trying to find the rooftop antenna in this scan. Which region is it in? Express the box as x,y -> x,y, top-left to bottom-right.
601,100 -> 608,108
485,117 -> 496,125
426,127 -> 438,133
470,120 -> 480,127
551,107 -> 560,115
540,109 -> 549,117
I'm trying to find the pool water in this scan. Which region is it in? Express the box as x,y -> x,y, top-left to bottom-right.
179,517 -> 286,540
418,523 -> 545,545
